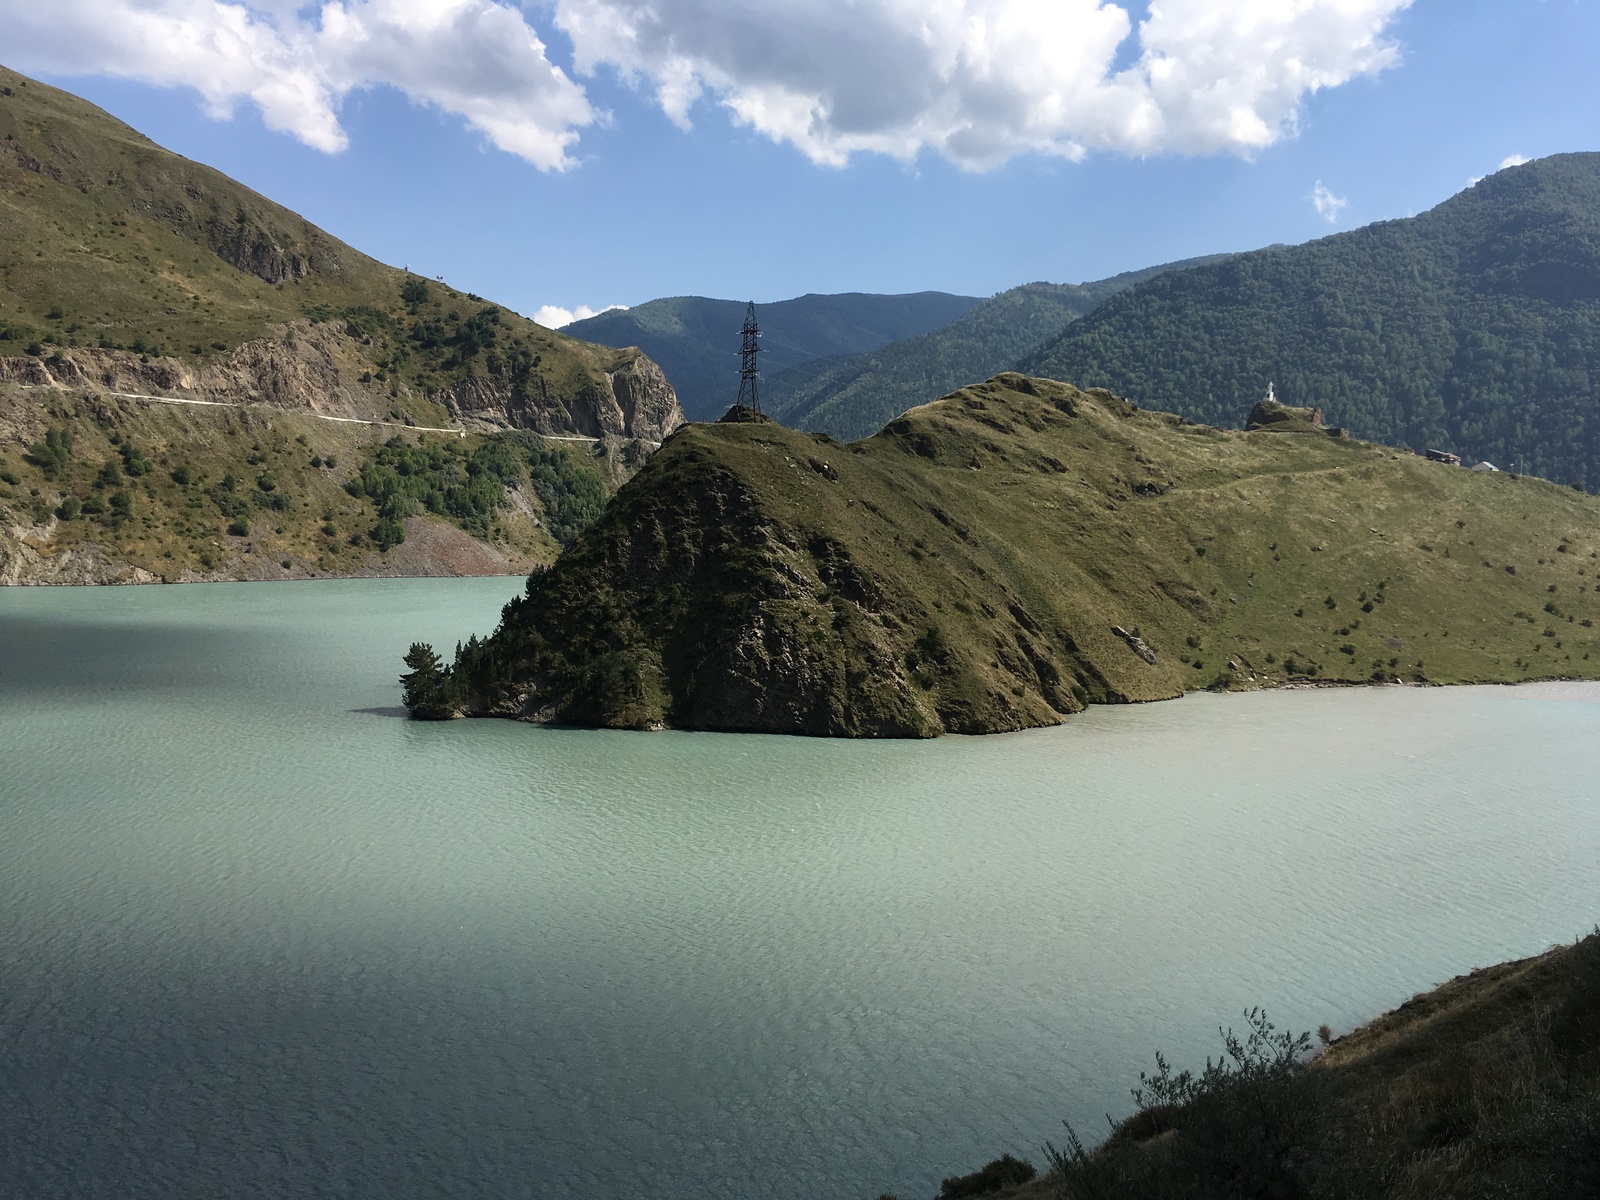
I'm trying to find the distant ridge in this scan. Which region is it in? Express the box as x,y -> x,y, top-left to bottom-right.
764,256 -> 1235,441
565,291 -> 982,421
1022,153 -> 1600,487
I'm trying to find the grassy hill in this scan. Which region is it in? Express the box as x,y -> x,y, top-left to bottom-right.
765,258 -> 1235,441
0,65 -> 680,440
0,64 -> 680,582
935,930 -> 1600,1200
1022,153 -> 1600,488
403,374 -> 1600,734
565,291 -> 981,421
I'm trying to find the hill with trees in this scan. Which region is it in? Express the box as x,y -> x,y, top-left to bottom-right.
565,291 -> 981,421
402,374 -> 1600,734
0,64 -> 677,582
763,257 -> 1235,441
1022,154 -> 1600,488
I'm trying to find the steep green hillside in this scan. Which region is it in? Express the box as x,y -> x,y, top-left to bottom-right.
404,375 -> 1600,735
1022,154 -> 1600,487
0,63 -> 681,441
766,258 -> 1235,441
564,291 -> 981,421
0,388 -> 618,583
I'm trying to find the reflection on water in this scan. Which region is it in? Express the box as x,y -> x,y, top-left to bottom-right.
1,579 -> 1597,1199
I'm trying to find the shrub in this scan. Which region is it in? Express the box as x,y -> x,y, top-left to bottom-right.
170,464 -> 195,486
938,1154 -> 1036,1198
55,494 -> 80,520
108,490 -> 134,522
24,427 -> 73,479
372,517 -> 406,550
227,517 -> 250,537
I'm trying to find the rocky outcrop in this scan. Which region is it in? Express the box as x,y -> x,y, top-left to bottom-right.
1,328 -> 687,440
0,518 -> 160,585
440,350 -> 685,442
1245,398 -> 1347,437
607,354 -> 684,442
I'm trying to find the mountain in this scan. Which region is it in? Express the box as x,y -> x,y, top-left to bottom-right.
0,64 -> 681,442
0,64 -> 681,583
1022,153 -> 1600,488
564,291 -> 982,421
403,374 -> 1600,734
765,258 -> 1236,441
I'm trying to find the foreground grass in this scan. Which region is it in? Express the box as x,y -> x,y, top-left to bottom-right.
919,930 -> 1600,1200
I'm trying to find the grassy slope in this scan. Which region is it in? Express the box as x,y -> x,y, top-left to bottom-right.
565,291 -> 983,421
765,257 -> 1236,440
0,64 -> 665,412
0,64 -> 675,580
951,931 -> 1600,1200
424,374 -> 1600,735
1021,153 -> 1600,488
0,389 -> 617,582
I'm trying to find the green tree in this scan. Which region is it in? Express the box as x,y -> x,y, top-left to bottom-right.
401,642 -> 454,718
24,427 -> 73,479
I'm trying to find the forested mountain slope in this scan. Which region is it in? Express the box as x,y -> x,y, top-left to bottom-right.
1022,154 -> 1600,487
765,257 -> 1235,441
565,291 -> 981,421
404,375 -> 1600,736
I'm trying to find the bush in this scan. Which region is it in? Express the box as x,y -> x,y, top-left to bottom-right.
372,517 -> 406,550
119,441 -> 152,477
108,490 -> 134,522
170,464 -> 195,486
55,494 -> 81,520
227,516 -> 250,537
24,428 -> 73,479
938,1155 -> 1036,1198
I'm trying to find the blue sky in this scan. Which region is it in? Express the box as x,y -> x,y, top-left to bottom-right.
6,0 -> 1598,323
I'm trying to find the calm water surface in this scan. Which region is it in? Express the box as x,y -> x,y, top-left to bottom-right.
1,578 -> 1597,1198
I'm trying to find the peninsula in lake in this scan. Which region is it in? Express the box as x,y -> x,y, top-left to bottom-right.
405,375 -> 1600,735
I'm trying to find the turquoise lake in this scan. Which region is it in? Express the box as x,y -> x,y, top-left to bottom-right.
1,577 -> 1597,1198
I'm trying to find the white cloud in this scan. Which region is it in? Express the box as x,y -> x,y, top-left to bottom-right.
554,0 -> 1413,169
0,0 -> 595,169
1312,180 -> 1348,224
0,0 -> 1413,172
534,303 -> 628,328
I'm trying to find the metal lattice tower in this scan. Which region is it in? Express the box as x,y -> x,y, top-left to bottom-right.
735,301 -> 761,413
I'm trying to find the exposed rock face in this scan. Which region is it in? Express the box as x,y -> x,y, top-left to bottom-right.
440,351 -> 684,442
0,328 -> 686,441
0,517 -> 160,585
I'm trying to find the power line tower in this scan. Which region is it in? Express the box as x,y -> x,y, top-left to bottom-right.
734,301 -> 761,414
